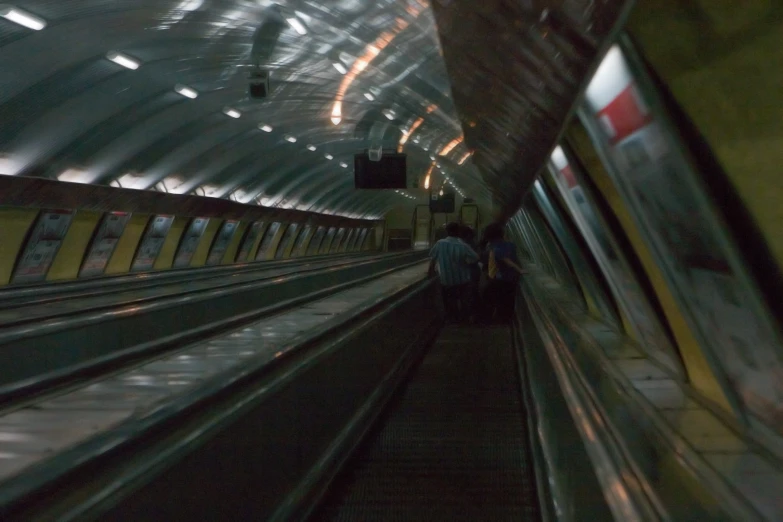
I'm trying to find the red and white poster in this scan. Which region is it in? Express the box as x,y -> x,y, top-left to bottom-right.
236,221 -> 264,262
174,217 -> 209,268
132,215 -> 174,272
13,210 -> 74,283
206,220 -> 238,266
80,212 -> 131,277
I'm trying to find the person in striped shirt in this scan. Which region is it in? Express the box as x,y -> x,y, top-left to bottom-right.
428,222 -> 479,323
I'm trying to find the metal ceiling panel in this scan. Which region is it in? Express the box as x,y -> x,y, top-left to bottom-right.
430,0 -> 632,219
0,0 -> 626,220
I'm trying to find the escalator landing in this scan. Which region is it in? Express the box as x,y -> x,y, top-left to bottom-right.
313,326 -> 540,521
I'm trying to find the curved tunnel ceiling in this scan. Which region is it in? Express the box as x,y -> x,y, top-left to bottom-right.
0,0 -> 629,221
0,0 -> 492,220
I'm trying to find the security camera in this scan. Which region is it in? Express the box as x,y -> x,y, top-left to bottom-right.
249,69 -> 270,99
368,145 -> 383,162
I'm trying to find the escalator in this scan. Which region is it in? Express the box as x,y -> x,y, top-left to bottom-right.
312,325 -> 540,521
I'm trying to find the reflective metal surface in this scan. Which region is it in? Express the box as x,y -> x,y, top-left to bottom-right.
0,0 -> 496,219
0,263 -> 425,486
0,0 -> 629,220
431,0 -> 632,218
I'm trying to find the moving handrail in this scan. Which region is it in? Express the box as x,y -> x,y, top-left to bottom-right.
0,252 -> 416,329
0,265 -> 439,522
0,251 -> 380,311
0,252 -> 428,401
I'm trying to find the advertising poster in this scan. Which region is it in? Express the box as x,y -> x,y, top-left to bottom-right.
13,210 -> 74,284
132,215 -> 174,272
581,43 -> 783,429
547,147 -> 680,374
291,226 -> 312,257
306,227 -> 327,256
321,227 -> 337,253
206,220 -> 238,266
275,224 -> 299,259
256,222 -> 281,260
357,228 -> 369,250
330,228 -> 347,253
236,221 -> 264,262
80,212 -> 131,277
173,217 -> 209,268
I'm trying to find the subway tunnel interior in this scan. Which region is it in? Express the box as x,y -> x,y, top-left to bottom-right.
0,0 -> 782,520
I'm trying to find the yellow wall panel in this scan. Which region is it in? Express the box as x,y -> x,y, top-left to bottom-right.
47,210 -> 102,281
153,216 -> 188,270
567,124 -> 732,412
0,208 -> 38,285
105,214 -> 150,275
190,218 -> 222,267
222,221 -> 248,265
628,4 -> 783,269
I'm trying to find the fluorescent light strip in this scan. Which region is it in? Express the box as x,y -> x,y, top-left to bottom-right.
0,6 -> 46,30
174,84 -> 198,99
307,144 -> 317,151
364,92 -> 375,101
106,51 -> 140,70
223,107 -> 241,118
339,162 -> 348,168
286,16 -> 307,35
325,154 -> 333,160
284,135 -> 297,143
332,62 -> 347,75
259,124 -> 273,132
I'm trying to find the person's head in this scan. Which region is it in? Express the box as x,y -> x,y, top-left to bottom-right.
445,222 -> 461,237
460,224 -> 475,242
483,222 -> 505,243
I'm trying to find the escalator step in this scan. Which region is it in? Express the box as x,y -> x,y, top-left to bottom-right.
313,326 -> 540,521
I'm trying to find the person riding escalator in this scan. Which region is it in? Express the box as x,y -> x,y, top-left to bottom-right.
479,223 -> 526,324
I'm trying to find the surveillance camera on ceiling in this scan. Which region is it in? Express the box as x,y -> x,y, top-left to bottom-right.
368,145 -> 383,162
249,68 -> 270,99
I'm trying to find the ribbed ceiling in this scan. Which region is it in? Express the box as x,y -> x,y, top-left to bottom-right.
0,0 -> 487,220
0,0 -> 629,221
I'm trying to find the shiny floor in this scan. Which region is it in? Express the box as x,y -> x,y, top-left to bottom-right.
0,265 -> 426,485
313,326 -> 540,521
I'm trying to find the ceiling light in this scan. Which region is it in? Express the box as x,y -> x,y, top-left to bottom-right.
332,62 -> 347,74
339,162 -> 348,168
57,168 -> 90,184
307,144 -> 317,151
364,92 -> 375,101
382,109 -> 395,120
285,16 -> 307,35
259,124 -> 273,132
439,189 -> 444,196
284,135 -> 297,143
0,6 -> 46,30
223,107 -> 241,118
325,154 -> 333,160
106,51 -> 141,70
331,102 -> 342,125
174,84 -> 198,99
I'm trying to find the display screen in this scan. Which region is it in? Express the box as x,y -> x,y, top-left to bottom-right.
430,191 -> 455,213
354,153 -> 407,189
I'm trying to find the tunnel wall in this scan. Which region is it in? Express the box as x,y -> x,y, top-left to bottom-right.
0,177 -> 382,287
504,16 -> 783,518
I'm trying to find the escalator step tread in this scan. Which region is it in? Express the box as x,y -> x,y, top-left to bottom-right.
313,326 -> 540,521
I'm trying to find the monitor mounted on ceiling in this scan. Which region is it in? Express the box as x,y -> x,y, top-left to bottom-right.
354,151 -> 407,189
